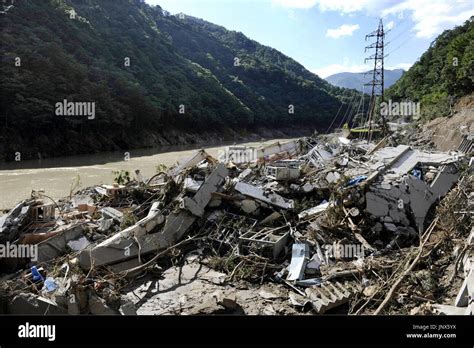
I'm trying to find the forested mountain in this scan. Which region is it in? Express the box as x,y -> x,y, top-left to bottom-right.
0,0 -> 357,161
326,69 -> 404,93
387,17 -> 473,120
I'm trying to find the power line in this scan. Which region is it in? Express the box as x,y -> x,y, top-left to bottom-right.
385,19 -> 411,46
337,94 -> 357,130
386,35 -> 415,57
325,98 -> 346,133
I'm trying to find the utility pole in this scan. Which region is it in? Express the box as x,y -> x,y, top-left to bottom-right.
364,19 -> 387,142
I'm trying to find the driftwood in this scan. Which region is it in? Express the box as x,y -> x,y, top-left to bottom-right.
323,269 -> 363,282
373,217 -> 439,315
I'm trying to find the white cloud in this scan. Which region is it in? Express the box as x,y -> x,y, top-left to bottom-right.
271,0 -> 319,9
326,24 -> 360,38
382,0 -> 474,38
315,0 -> 379,13
386,20 -> 395,30
272,0 -> 376,12
272,0 -> 474,39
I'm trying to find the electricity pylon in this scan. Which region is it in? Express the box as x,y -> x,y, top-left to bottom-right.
364,19 -> 387,142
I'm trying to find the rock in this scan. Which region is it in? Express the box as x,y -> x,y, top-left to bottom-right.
384,223 -> 398,232
302,183 -> 315,193
363,285 -> 378,297
241,199 -> 259,214
326,172 -> 341,184
88,293 -> 118,315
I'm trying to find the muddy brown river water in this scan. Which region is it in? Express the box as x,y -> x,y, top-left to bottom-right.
0,139 -> 294,210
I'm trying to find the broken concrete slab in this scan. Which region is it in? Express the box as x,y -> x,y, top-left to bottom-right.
407,165 -> 459,229
119,298 -> 137,315
388,149 -> 457,179
238,168 -> 252,180
455,269 -> 474,307
298,201 -> 330,220
305,281 -> 358,314
432,304 -> 468,315
101,207 -> 123,222
37,223 -> 87,263
78,200 -> 166,269
366,161 -> 460,232
88,293 -> 118,315
235,182 -> 294,209
372,145 -> 411,171
79,165 -> 228,269
257,140 -> 300,160
181,164 -> 228,217
106,258 -> 143,274
0,200 -> 33,242
168,149 -> 212,178
8,293 -> 67,315
122,262 -> 227,315
79,212 -> 177,269
67,236 -> 91,252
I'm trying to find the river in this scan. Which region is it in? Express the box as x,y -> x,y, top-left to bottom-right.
0,139 -> 294,210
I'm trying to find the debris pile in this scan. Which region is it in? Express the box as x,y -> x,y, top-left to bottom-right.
0,134 -> 472,315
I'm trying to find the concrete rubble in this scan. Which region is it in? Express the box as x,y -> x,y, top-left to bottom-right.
0,131 -> 472,315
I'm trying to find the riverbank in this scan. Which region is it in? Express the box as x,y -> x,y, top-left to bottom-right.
0,138 -> 298,210
0,126 -> 314,162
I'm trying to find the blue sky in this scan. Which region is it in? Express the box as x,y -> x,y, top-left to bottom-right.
145,0 -> 473,78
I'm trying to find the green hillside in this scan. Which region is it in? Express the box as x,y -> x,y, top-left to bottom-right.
387,17 -> 473,120
0,0 -> 356,161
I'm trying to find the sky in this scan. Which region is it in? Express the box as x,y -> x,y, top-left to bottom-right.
145,0 -> 473,79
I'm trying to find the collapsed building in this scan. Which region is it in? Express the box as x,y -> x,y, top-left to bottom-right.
0,131 -> 472,315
